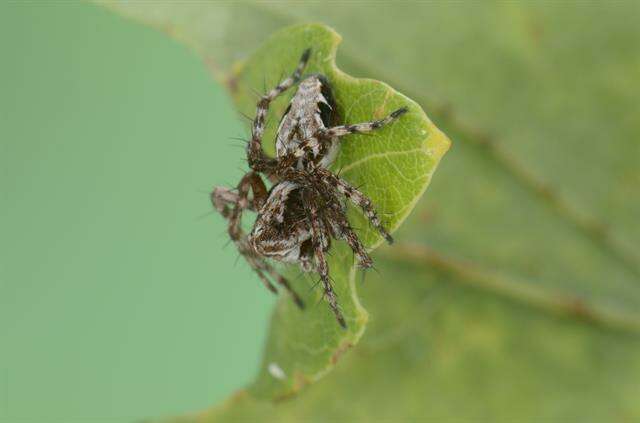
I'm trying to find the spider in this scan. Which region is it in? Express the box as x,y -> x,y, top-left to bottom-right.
211,48 -> 407,328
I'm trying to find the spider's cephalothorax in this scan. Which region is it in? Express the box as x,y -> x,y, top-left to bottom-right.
212,49 -> 407,328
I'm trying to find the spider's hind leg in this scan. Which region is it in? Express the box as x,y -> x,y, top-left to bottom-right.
261,261 -> 304,309
332,212 -> 373,269
211,172 -> 304,309
304,193 -> 347,328
316,168 -> 394,245
322,190 -> 373,269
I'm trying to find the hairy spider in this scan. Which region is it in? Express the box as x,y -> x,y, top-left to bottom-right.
211,49 -> 407,328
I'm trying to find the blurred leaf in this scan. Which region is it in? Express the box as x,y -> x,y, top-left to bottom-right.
195,256 -> 640,422
98,1 -> 640,421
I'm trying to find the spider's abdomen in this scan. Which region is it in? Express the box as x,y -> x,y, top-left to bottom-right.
275,74 -> 338,166
248,182 -> 311,262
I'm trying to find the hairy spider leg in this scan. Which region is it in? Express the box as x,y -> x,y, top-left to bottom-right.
212,172 -> 304,308
211,186 -> 255,218
304,192 -> 346,328
318,107 -> 408,138
315,167 -> 394,244
323,193 -> 373,268
247,48 -> 311,173
218,172 -> 275,292
286,107 -> 408,168
260,258 -> 305,310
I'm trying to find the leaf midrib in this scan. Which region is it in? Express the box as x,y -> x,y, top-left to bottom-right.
383,242 -> 640,334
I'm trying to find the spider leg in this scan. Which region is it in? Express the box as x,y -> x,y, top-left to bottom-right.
318,107 -> 408,138
315,167 -> 394,244
247,48 -> 311,173
249,248 -> 305,309
211,186 -> 255,218
316,185 -> 373,268
327,203 -> 373,268
244,253 -> 278,294
304,193 -> 347,328
212,172 -> 304,308
286,106 -> 408,165
224,172 -> 277,293
261,261 -> 305,309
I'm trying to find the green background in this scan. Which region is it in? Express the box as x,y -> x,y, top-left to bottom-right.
1,3 -> 269,422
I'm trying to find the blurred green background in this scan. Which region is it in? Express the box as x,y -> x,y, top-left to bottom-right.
1,3 -> 268,422
4,2 -> 640,422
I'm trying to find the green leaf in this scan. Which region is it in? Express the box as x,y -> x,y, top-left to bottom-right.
225,25 -> 449,400
98,1 -> 640,421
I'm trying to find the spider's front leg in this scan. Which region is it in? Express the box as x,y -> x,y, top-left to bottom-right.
289,107 -> 409,164
318,106 -> 408,139
246,48 -> 311,173
211,172 -> 304,309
